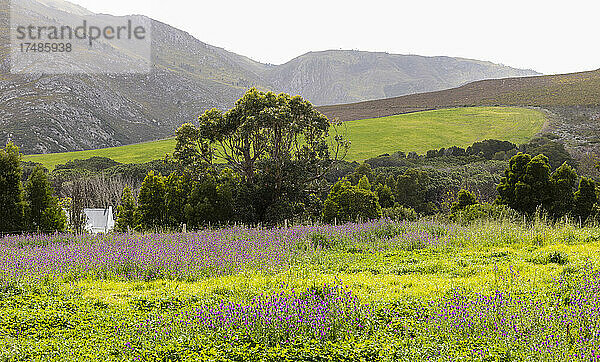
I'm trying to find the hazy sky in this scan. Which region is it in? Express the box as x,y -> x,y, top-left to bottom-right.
66,0 -> 599,75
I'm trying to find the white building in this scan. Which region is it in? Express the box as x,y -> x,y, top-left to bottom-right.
83,207 -> 115,234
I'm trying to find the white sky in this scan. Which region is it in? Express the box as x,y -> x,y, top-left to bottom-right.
67,0 -> 599,75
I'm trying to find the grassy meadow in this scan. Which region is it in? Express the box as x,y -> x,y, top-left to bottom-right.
23,107 -> 546,170
343,107 -> 545,160
22,138 -> 177,171
2,218 -> 600,360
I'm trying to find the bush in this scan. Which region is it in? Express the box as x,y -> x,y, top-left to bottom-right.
115,186 -> 137,232
531,250 -> 570,265
497,153 -> 553,215
55,157 -> 121,172
375,184 -> 395,208
574,177 -> 597,222
522,135 -> 575,170
184,170 -> 237,228
451,203 -> 519,224
136,171 -> 168,229
450,189 -> 478,213
382,206 -> 418,221
322,179 -> 382,223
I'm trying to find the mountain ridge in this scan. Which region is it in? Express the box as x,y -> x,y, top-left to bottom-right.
1,0 -> 540,154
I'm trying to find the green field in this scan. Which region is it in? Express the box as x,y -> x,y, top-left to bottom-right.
2,219 -> 600,360
343,106 -> 545,160
23,138 -> 177,170
23,107 -> 546,170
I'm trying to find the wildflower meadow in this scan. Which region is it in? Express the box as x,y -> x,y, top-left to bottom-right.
2,219 -> 600,361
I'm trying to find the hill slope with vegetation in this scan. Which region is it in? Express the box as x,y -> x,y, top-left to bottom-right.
23,107 -> 546,170
318,69 -> 600,155
318,69 -> 600,121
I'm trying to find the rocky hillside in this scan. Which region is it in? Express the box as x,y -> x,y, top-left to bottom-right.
265,51 -> 538,105
0,0 -> 538,154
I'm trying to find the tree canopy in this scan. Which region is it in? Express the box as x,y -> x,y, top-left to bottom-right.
0,142 -> 26,233
173,88 -> 349,223
25,166 -> 66,232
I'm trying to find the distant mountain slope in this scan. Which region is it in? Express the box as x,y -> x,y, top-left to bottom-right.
266,50 -> 538,105
318,69 -> 600,121
317,69 -> 600,154
0,0 -> 539,154
0,0 -> 270,154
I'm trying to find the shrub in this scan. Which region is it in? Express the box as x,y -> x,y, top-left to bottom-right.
450,189 -> 478,213
451,203 -> 518,223
382,206 -> 418,221
136,171 -> 168,229
322,179 -> 382,223
497,153 -> 553,215
574,177 -> 597,222
549,162 -> 578,218
532,250 -> 570,265
115,186 -> 137,232
375,184 -> 395,208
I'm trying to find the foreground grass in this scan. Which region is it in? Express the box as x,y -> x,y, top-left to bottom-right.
23,106 -> 546,170
1,219 -> 598,360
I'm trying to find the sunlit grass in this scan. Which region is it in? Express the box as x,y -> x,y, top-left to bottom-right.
22,106 -> 545,170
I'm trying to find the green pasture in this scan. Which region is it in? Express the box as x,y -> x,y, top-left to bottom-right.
23,107 -> 546,170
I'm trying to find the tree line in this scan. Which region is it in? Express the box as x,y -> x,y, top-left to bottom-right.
0,143 -> 66,234
2,89 -> 599,234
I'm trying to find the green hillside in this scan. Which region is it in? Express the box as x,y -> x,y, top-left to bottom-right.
24,138 -> 177,171
24,107 -> 546,170
342,107 -> 545,159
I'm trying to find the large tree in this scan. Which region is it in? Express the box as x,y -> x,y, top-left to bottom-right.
0,142 -> 26,233
175,88 -> 349,222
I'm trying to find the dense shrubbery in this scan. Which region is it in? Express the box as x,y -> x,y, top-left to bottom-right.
3,91 -> 598,232
322,177 -> 382,223
0,143 -> 66,234
6,136 -> 599,233
497,152 -> 598,220
423,135 -> 575,169
382,205 -> 418,221
451,202 -> 519,224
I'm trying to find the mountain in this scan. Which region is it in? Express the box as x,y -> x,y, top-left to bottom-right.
265,50 -> 538,105
0,0 -> 538,155
0,0 -> 270,154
